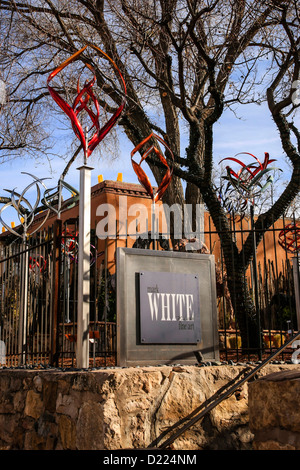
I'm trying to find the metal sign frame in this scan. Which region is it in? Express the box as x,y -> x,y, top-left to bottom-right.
116,248 -> 219,367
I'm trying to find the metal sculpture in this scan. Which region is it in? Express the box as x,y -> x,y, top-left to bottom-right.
131,133 -> 174,238
47,44 -> 126,162
48,45 -> 126,368
0,173 -> 79,236
0,171 -> 79,347
42,179 -> 79,219
278,222 -> 300,253
220,152 -> 278,216
29,255 -> 47,274
131,133 -> 174,203
61,228 -> 102,266
219,152 -> 280,345
217,180 -> 248,220
61,228 -> 77,258
0,173 -> 50,240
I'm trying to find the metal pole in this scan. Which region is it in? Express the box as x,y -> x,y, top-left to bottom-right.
18,216 -> 29,365
293,256 -> 300,330
151,200 -> 157,249
50,218 -> 62,366
250,203 -> 262,358
76,161 -> 94,368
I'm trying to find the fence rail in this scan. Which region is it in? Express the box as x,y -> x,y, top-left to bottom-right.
0,212 -> 299,367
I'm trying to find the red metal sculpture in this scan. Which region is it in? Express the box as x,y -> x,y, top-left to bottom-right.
29,255 -> 47,274
47,44 -> 126,159
219,152 -> 279,213
131,133 -> 174,203
220,152 -> 278,199
278,222 -> 300,253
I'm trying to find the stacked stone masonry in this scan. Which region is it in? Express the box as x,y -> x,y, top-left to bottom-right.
0,364 -> 298,450
248,369 -> 300,450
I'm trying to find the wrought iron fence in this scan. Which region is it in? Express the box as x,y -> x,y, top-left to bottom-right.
0,212 -> 299,367
0,226 -> 54,367
0,220 -> 117,368
204,212 -> 299,362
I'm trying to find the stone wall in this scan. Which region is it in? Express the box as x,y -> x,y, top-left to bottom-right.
249,369 -> 300,450
0,364 -> 298,450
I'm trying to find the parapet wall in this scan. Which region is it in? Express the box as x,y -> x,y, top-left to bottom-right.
0,364 -> 298,450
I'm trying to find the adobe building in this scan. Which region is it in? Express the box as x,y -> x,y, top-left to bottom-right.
0,176 -> 297,274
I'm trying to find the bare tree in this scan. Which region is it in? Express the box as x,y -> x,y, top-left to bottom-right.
0,0 -> 299,350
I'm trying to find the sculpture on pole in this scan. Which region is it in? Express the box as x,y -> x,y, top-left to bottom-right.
218,151 -> 280,356
0,171 -> 81,365
42,179 -> 79,219
47,44 -> 127,163
47,44 -> 126,368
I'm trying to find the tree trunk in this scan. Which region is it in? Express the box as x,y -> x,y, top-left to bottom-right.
225,254 -> 261,354
203,186 -> 261,353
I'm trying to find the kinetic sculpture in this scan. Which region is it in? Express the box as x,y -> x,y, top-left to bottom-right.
219,152 -> 279,217
42,179 -> 79,218
217,180 -> 248,219
0,173 -> 50,240
47,44 -> 126,162
0,173 -> 53,363
29,255 -> 47,274
0,45 -> 127,367
61,228 -> 102,266
47,45 -> 126,368
0,172 -> 79,238
278,222 -> 300,253
131,132 -> 174,203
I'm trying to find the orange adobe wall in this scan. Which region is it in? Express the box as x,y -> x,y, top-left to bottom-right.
2,178 -> 297,277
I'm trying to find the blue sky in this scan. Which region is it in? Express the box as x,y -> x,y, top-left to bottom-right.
0,99 -> 298,228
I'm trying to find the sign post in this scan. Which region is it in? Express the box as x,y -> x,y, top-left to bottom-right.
76,161 -> 93,369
